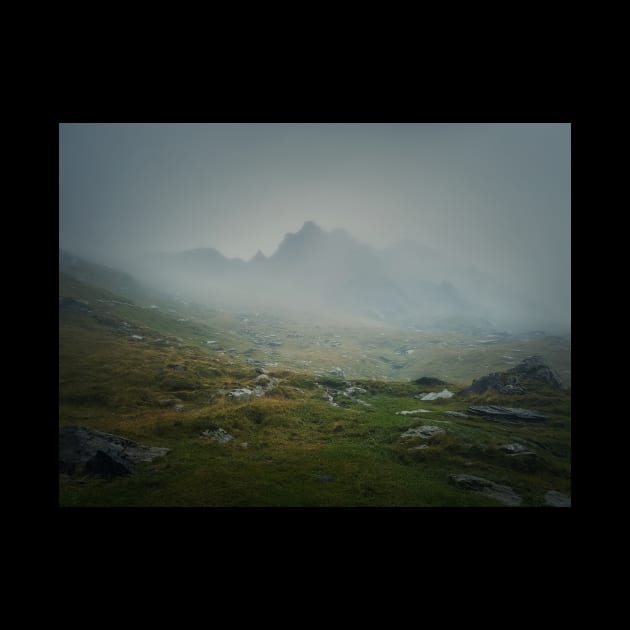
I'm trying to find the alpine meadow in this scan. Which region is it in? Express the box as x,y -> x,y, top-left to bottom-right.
59,122 -> 571,507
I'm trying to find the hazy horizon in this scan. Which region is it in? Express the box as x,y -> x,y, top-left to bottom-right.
59,122 -> 570,327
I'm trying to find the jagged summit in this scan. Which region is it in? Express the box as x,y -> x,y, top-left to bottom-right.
251,249 -> 267,263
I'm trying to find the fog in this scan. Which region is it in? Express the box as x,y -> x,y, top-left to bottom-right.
59,123 -> 570,332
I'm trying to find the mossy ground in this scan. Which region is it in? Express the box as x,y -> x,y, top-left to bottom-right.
59,273 -> 571,507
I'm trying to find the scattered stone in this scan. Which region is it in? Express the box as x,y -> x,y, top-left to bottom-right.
255,367 -> 267,374
206,340 -> 217,345
443,411 -> 469,418
544,490 -> 571,507
59,426 -> 170,477
130,335 -> 144,341
396,409 -> 432,415
414,376 -> 447,387
201,428 -> 234,443
409,444 -> 430,451
468,406 -> 547,422
256,373 -> 271,383
240,442 -> 249,449
498,443 -> 536,456
173,404 -> 185,411
228,388 -> 253,401
401,425 -> 445,439
449,474 -> 522,506
418,389 -> 454,401
328,367 -> 345,378
355,399 -> 372,407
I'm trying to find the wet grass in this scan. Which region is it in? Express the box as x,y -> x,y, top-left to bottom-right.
59,274 -> 571,507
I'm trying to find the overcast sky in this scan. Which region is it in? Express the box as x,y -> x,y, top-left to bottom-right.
59,122 -> 570,319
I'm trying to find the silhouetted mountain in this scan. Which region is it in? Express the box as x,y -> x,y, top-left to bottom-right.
121,221 -> 564,333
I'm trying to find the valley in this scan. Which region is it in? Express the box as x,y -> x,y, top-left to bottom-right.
59,262 -> 571,507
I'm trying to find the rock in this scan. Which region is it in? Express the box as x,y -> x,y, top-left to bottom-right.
468,406 -> 547,422
414,376 -> 447,387
443,411 -> 469,418
409,445 -> 430,451
228,388 -> 253,401
253,385 -> 266,397
544,490 -> 571,507
328,367 -> 345,378
85,450 -> 132,476
449,474 -> 522,506
129,335 -> 144,341
396,409 -> 432,415
401,425 -> 445,439
418,389 -> 454,401
255,367 -> 267,374
345,386 -> 367,395
498,443 -> 536,456
201,428 -> 234,443
240,442 -> 249,449
59,426 -> 170,477
173,404 -> 185,411
467,355 -> 562,394
256,373 -> 271,383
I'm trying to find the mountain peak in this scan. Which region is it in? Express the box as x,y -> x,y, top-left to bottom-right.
299,220 -> 323,234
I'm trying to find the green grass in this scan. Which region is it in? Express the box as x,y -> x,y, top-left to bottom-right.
59,273 -> 571,507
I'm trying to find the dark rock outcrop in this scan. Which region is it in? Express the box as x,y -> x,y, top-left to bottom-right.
468,406 -> 547,422
59,426 -> 170,477
449,474 -> 522,506
544,490 -> 571,507
467,355 -> 562,395
414,376 -> 446,387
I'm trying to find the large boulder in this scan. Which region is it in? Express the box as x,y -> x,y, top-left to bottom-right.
59,426 -> 170,477
449,474 -> 522,506
467,355 -> 562,394
467,406 -> 547,422
544,490 -> 571,507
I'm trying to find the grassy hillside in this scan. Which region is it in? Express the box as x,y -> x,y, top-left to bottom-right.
59,272 -> 571,507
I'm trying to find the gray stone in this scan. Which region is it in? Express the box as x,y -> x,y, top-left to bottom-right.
256,373 -> 271,383
345,386 -> 367,395
544,490 -> 571,507
255,367 -> 267,374
396,409 -> 432,415
228,388 -> 253,401
498,443 -> 536,456
201,428 -> 234,443
418,389 -> 454,401
468,406 -> 547,422
328,367 -> 345,378
443,411 -> 469,418
401,425 -> 445,439
449,474 -> 522,506
59,426 -> 170,477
